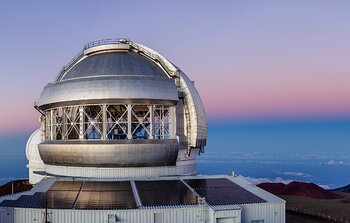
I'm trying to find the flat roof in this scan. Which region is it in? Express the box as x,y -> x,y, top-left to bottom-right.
136,180 -> 197,206
0,175 -> 282,210
185,178 -> 265,205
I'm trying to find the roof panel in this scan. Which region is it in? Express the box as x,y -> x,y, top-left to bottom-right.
136,180 -> 198,206
75,191 -> 136,209
0,193 -> 46,208
46,190 -> 79,209
185,178 -> 266,205
75,181 -> 136,209
82,181 -> 131,191
49,181 -> 82,191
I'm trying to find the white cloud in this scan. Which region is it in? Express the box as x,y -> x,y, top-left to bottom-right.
317,184 -> 330,190
325,160 -> 345,165
275,171 -> 312,178
241,175 -> 293,185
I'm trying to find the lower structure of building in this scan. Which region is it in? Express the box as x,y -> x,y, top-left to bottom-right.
0,175 -> 285,223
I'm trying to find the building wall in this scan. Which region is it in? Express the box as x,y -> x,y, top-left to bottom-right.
209,209 -> 241,223
0,208 -> 14,223
12,207 -> 200,223
240,202 -> 285,223
1,200 -> 284,223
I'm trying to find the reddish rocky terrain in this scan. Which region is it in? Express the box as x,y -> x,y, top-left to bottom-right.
258,181 -> 338,199
0,179 -> 32,196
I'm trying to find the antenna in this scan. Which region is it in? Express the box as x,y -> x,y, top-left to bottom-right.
42,194 -> 52,223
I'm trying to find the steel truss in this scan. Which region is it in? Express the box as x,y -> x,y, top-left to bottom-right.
42,104 -> 175,141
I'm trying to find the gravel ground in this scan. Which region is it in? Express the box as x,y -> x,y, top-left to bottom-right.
287,211 -> 336,223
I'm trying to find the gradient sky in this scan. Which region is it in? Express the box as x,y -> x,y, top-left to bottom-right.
0,0 -> 350,135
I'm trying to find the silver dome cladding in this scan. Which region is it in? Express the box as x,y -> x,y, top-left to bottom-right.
37,50 -> 178,109
58,51 -> 169,81
37,76 -> 178,109
38,139 -> 179,167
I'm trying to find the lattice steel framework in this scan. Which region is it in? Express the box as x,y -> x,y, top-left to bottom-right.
42,104 -> 175,141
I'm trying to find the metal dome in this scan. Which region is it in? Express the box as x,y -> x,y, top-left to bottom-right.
31,38 -> 207,180
26,129 -> 43,163
59,51 -> 168,81
26,129 -> 45,184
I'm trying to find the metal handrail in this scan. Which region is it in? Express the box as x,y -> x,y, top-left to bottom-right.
84,38 -> 122,49
55,48 -> 84,81
129,41 -> 179,78
55,38 -> 179,81
55,38 -> 125,81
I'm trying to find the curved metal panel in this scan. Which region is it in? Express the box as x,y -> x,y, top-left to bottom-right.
26,129 -> 42,161
83,43 -> 130,55
38,76 -> 178,109
44,160 -> 196,178
60,52 -> 168,81
127,41 -> 207,151
179,71 -> 207,150
129,41 -> 180,78
38,139 -> 179,167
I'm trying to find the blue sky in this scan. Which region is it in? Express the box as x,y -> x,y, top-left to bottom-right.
0,1 -> 350,190
0,1 -> 349,155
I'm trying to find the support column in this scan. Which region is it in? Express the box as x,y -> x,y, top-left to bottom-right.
50,109 -> 54,140
79,106 -> 84,140
161,107 -> 165,139
169,106 -> 176,139
127,104 -> 132,139
149,105 -> 154,139
102,104 -> 107,140
40,114 -> 46,141
45,111 -> 50,140
62,108 -> 67,140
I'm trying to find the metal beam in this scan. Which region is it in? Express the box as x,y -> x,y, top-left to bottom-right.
169,106 -> 176,139
130,181 -> 143,208
149,105 -> 154,139
50,109 -> 54,140
102,104 -> 107,140
79,106 -> 84,140
62,107 -> 67,140
127,104 -> 132,139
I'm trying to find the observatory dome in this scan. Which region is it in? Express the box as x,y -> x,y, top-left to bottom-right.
26,129 -> 45,184
26,129 -> 44,165
31,39 -> 207,182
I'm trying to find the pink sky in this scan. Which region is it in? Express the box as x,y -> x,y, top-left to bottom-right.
0,1 -> 350,134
